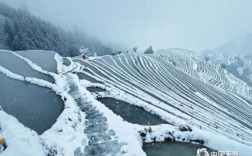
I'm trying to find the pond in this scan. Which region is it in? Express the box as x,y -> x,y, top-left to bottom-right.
86,86 -> 106,92
97,97 -> 169,125
97,97 -> 214,155
63,58 -> 71,66
143,141 -> 214,156
0,72 -> 64,134
15,51 -> 57,73
0,50 -> 55,83
77,73 -> 101,83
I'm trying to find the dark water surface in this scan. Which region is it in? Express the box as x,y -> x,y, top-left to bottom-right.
15,51 -> 57,73
143,141 -> 214,156
63,58 -> 71,66
77,73 -> 101,83
0,50 -> 55,83
97,97 -> 168,125
86,87 -> 106,92
0,72 -> 64,134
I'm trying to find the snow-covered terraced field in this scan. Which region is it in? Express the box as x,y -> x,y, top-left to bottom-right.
1,50 -> 252,156
190,49 -> 252,88
74,53 -> 252,149
156,49 -> 252,101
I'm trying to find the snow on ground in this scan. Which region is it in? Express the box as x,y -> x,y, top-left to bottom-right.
155,49 -> 252,101
187,49 -> 252,90
80,79 -> 252,156
0,51 -> 87,156
0,50 -> 252,156
41,91 -> 87,156
72,53 -> 252,155
0,109 -> 45,156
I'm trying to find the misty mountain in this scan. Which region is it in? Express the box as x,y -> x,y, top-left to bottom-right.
179,48 -> 252,88
0,3 -> 114,57
205,50 -> 252,87
216,33 -> 252,55
191,33 -> 252,87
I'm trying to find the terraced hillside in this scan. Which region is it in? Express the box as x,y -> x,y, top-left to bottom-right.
189,49 -> 252,87
155,49 -> 252,101
74,53 -> 252,148
1,50 -> 252,156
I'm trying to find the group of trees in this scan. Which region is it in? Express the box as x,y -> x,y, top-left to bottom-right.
144,46 -> 153,54
0,3 -> 113,57
132,46 -> 154,54
0,3 -> 155,57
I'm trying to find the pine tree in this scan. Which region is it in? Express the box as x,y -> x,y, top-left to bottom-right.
0,2 -> 115,57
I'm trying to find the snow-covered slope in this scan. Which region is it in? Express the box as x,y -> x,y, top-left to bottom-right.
184,48 -> 252,89
1,50 -> 252,156
155,49 -> 252,101
73,53 -> 252,155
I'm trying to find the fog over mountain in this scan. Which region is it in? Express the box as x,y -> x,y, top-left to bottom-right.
216,33 -> 252,55
2,0 -> 252,52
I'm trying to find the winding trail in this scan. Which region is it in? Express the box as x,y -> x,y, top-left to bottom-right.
66,74 -> 123,156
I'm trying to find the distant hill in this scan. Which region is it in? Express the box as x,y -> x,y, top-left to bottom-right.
179,48 -> 252,88
155,48 -> 252,100
189,33 -> 252,87
216,33 -> 252,55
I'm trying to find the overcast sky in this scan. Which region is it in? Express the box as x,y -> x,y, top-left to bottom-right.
1,0 -> 252,51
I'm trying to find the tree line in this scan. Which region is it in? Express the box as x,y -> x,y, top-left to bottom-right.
0,2 -> 113,57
